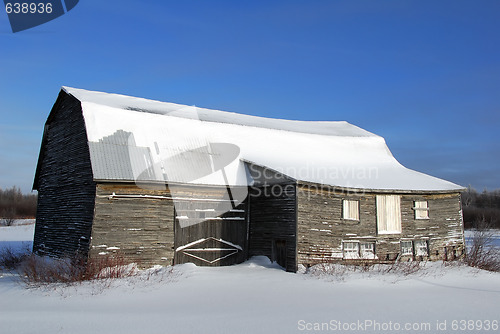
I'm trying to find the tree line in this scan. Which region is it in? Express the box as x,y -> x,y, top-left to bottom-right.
462,187 -> 500,229
0,186 -> 37,219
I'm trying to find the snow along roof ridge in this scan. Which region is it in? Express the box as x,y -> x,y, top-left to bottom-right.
61,86 -> 378,138
59,86 -> 463,191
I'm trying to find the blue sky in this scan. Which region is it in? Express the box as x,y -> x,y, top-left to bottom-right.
0,0 -> 499,193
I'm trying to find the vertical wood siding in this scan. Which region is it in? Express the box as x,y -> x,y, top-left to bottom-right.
248,183 -> 298,272
297,183 -> 465,266
173,186 -> 249,267
33,92 -> 96,258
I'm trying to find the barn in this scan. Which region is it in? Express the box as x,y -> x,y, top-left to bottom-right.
33,87 -> 465,272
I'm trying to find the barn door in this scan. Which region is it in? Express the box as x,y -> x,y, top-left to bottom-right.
272,239 -> 287,268
174,197 -> 248,266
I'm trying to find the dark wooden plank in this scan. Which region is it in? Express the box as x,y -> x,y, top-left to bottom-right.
248,183 -> 298,272
173,186 -> 248,267
33,91 -> 96,258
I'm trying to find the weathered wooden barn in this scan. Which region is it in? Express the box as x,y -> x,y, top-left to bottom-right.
33,87 -> 465,272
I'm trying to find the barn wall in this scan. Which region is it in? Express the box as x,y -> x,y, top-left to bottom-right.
248,183 -> 297,272
297,184 -> 464,266
33,91 -> 96,258
91,183 -> 249,268
90,183 -> 175,268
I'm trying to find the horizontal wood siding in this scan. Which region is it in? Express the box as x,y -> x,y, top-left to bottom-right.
90,183 -> 175,268
91,183 -> 248,268
400,193 -> 465,260
297,184 -> 465,266
248,184 -> 297,272
33,91 -> 96,258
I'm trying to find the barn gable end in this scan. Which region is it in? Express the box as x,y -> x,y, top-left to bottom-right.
33,91 -> 96,258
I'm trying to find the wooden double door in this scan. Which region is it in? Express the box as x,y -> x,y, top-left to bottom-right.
173,197 -> 248,266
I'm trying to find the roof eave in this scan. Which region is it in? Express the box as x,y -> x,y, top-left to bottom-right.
297,180 -> 465,194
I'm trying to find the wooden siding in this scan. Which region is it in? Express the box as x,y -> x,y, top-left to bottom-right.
248,183 -> 297,272
33,91 -> 96,258
91,183 -> 249,268
297,184 -> 465,266
173,186 -> 248,267
90,183 -> 175,268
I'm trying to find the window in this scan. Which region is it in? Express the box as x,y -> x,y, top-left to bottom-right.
400,241 -> 413,256
343,242 -> 376,259
400,240 -> 428,257
343,199 -> 359,221
415,240 -> 429,256
360,242 -> 376,259
343,242 -> 360,259
376,195 -> 402,234
414,201 -> 429,219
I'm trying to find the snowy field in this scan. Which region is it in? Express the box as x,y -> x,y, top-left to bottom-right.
0,219 -> 35,253
465,229 -> 500,248
1,222 -> 500,334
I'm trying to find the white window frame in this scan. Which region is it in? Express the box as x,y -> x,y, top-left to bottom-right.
400,240 -> 414,256
376,195 -> 402,234
342,199 -> 360,221
414,240 -> 429,256
343,242 -> 360,259
414,201 -> 429,219
360,242 -> 376,259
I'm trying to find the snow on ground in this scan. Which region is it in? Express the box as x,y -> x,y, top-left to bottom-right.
465,229 -> 500,248
1,223 -> 499,334
0,219 -> 34,253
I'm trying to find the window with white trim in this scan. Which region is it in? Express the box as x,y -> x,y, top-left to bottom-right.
343,242 -> 360,259
342,199 -> 359,221
414,240 -> 429,256
400,240 -> 413,256
414,201 -> 429,219
376,195 -> 402,234
360,242 -> 376,259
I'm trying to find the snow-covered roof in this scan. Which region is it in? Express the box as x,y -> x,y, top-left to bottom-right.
61,86 -> 463,192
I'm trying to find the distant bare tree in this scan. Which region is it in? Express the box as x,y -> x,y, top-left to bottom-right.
2,218 -> 15,226
461,185 -> 476,207
1,208 -> 16,226
0,186 -> 37,220
462,187 -> 500,229
465,217 -> 500,272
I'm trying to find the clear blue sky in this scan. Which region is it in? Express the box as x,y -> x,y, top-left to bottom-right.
1,0 -> 499,193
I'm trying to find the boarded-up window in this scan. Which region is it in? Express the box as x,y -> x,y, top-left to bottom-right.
415,240 -> 429,256
343,199 -> 359,221
360,242 -> 375,259
343,242 -> 359,259
401,240 -> 413,256
414,201 -> 429,219
376,195 -> 402,234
